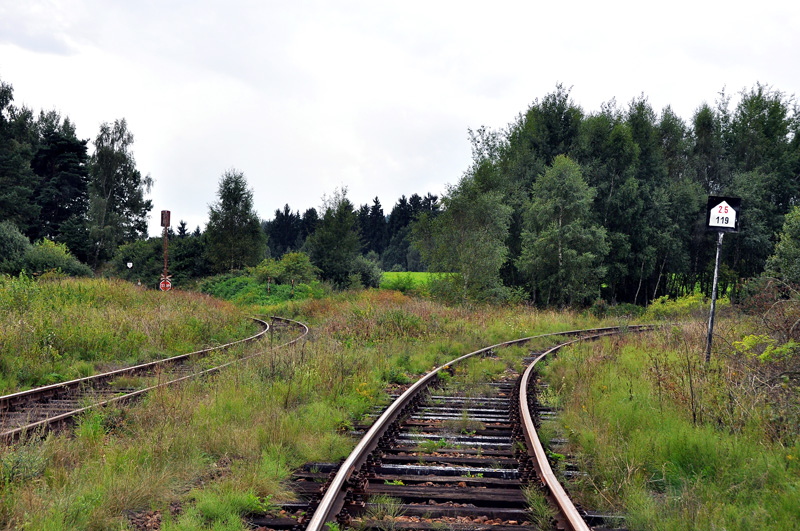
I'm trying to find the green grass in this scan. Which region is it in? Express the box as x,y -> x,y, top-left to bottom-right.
198,273 -> 328,305
541,327 -> 800,529
0,275 -> 255,392
0,289 -> 615,530
380,271 -> 432,293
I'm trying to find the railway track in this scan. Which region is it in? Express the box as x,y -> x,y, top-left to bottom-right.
249,324 -> 654,531
0,316 -> 308,443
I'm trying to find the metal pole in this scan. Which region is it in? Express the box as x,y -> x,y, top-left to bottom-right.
705,231 -> 724,363
163,224 -> 168,281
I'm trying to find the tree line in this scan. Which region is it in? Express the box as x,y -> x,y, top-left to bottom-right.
262,191 -> 439,271
4,75 -> 799,308
413,84 -> 800,305
0,78 -> 152,271
0,76 -> 440,286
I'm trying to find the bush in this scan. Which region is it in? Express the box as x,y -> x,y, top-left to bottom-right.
279,252 -> 319,284
351,254 -> 382,289
253,252 -> 319,285
381,273 -> 417,293
199,272 -> 327,304
21,239 -> 92,277
0,221 -> 31,274
254,258 -> 283,284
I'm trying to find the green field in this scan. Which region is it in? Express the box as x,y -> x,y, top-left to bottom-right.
380,271 -> 432,292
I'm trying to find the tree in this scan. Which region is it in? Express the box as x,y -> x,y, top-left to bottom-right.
518,155 -> 608,307
266,204 -> 301,256
307,188 -> 361,287
413,176 -> 512,301
0,221 -> 31,274
87,119 -> 153,268
30,111 -> 90,259
205,169 -> 266,272
766,206 -> 800,284
0,79 -> 39,236
366,197 -> 387,254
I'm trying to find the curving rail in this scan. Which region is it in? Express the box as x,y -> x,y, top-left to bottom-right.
0,316 -> 308,443
520,337 -> 595,531
305,324 -> 654,531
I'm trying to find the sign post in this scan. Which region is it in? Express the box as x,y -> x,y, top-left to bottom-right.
160,210 -> 172,292
705,196 -> 741,362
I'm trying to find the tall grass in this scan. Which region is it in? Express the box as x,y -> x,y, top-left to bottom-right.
541,324 -> 800,529
0,289 -> 616,530
0,275 -> 255,392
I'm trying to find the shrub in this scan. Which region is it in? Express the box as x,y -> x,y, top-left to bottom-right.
0,221 -> 31,274
253,258 -> 283,284
351,254 -> 382,289
20,239 -> 93,277
253,252 -> 318,285
278,252 -> 319,284
381,273 -> 417,293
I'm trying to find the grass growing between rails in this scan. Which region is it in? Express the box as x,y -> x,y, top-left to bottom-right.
0,275 -> 257,392
540,322 -> 800,529
0,290 -> 629,530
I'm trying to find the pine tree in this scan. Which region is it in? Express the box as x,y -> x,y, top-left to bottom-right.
205,169 -> 266,271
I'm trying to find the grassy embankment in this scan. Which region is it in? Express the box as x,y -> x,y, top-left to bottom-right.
0,283 -> 616,530
539,296 -> 800,529
0,275 -> 257,393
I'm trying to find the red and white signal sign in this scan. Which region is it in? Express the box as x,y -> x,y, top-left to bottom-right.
159,279 -> 172,291
706,196 -> 741,233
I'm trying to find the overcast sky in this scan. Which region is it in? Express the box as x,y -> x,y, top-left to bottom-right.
2,1 -> 799,236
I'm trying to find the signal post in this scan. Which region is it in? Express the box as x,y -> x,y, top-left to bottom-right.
705,196 -> 740,362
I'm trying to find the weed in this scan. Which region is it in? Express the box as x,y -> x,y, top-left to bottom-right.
0,288 -> 614,529
0,443 -> 46,484
365,495 -> 405,531
524,485 -> 556,528
419,438 -> 450,453
541,322 -> 800,529
442,409 -> 485,434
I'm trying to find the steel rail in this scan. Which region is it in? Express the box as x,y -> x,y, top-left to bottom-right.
519,336 -> 604,531
1,316 -> 308,442
0,318 -> 270,414
305,323 -> 655,530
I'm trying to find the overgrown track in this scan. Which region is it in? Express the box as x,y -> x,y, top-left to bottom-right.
0,316 -> 308,443
299,325 -> 654,531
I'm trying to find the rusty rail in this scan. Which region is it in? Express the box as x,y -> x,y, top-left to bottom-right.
1,316 -> 308,442
305,323 -> 654,530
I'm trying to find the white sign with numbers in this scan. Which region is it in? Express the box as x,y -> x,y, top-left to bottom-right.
709,200 -> 737,230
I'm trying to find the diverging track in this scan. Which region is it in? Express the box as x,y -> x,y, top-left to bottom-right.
295,325 -> 654,531
0,316 -> 308,443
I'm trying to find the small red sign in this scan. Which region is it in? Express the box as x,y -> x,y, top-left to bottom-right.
159,279 -> 172,291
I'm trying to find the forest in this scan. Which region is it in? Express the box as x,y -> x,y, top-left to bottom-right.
2,76 -> 800,306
